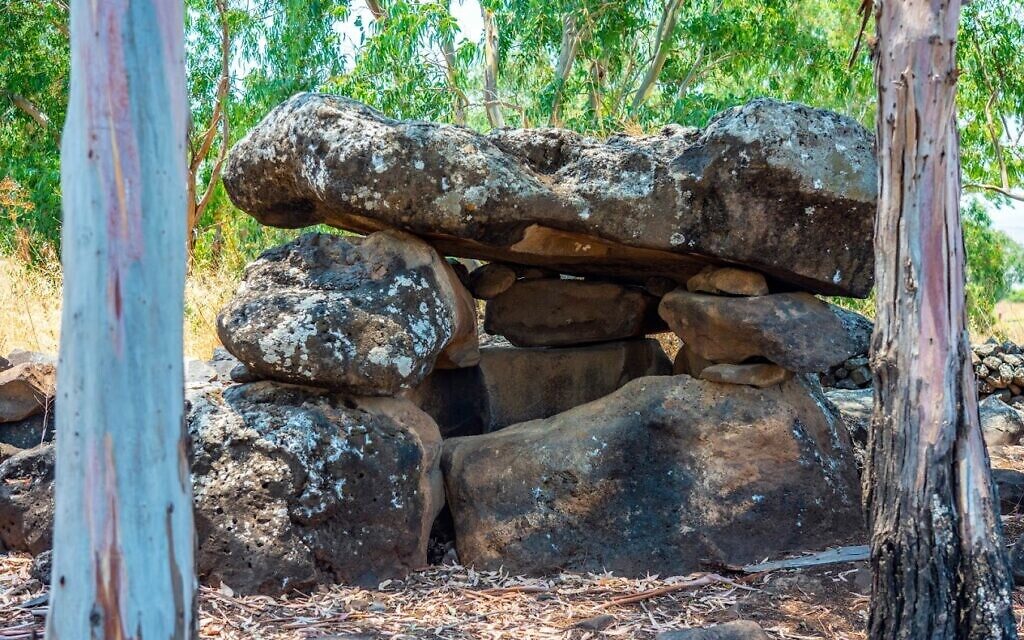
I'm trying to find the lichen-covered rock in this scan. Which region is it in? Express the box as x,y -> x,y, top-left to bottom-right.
484,279 -> 664,347
407,339 -> 672,437
980,395 -> 1024,446
188,381 -> 444,594
659,291 -> 872,372
222,93 -> 876,296
217,231 -> 478,396
0,444 -> 54,554
441,374 -> 863,576
0,363 -> 55,423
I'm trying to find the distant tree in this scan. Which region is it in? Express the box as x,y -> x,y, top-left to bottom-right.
866,0 -> 1017,637
46,0 -> 195,637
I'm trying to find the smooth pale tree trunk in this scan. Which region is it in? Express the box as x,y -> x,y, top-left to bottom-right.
47,0 -> 194,638
482,7 -> 504,129
867,0 -> 1017,638
629,0 -> 684,113
548,13 -> 581,127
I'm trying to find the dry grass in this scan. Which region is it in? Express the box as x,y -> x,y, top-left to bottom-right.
994,301 -> 1024,344
0,256 -> 240,361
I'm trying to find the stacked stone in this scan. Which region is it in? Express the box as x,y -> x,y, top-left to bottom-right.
1,93 -> 885,589
819,355 -> 872,390
973,340 -> 1024,404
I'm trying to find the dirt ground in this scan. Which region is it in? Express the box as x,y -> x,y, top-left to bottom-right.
4,530 -> 1024,640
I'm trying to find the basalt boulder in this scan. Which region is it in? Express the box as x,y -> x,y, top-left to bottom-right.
441,374 -> 863,576
659,291 -> 872,372
484,279 -> 664,347
0,363 -> 55,423
0,444 -> 54,554
407,339 -> 672,437
217,231 -> 477,396
188,381 -> 445,594
222,93 -> 876,297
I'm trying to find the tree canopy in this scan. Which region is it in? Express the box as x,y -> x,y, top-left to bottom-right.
2,0 -> 1023,325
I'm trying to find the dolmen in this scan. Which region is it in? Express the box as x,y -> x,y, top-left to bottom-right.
3,93 -> 881,593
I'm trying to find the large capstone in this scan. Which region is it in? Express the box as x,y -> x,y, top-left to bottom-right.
407,339 -> 672,437
222,93 -> 876,296
441,374 -> 863,576
217,231 -> 478,395
188,381 -> 444,594
659,291 -> 872,372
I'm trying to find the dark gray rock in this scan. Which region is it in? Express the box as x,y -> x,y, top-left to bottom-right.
659,291 -> 872,372
979,395 -> 1024,446
485,279 -> 663,347
442,374 -> 863,576
217,231 -> 478,396
188,381 -> 445,594
0,411 -> 54,451
30,549 -> 52,584
0,444 -> 54,554
407,339 -> 672,437
223,93 -> 876,296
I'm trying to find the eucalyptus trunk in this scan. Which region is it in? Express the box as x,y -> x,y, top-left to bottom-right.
867,0 -> 1017,638
47,0 -> 195,637
482,7 -> 504,129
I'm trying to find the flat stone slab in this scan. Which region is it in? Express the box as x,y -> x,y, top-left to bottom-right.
484,279 -> 663,347
408,339 -> 672,437
659,291 -> 872,372
222,93 -> 876,296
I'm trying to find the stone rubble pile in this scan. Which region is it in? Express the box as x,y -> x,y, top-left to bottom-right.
3,93 -> 906,592
973,340 -> 1024,404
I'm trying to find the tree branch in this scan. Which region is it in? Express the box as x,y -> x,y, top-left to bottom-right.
548,13 -> 582,127
5,92 -> 52,130
629,0 -> 685,113
482,8 -> 504,129
964,183 -> 1024,203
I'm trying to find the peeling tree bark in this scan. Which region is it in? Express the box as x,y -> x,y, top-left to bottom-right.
481,7 -> 504,129
47,0 -> 195,638
866,1 -> 1017,638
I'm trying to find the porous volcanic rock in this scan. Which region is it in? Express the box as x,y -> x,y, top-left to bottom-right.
0,444 -> 54,554
222,93 -> 876,296
657,621 -> 770,640
407,339 -> 672,437
217,231 -> 477,396
188,381 -> 445,594
484,279 -> 663,347
441,374 -> 863,576
0,363 -> 55,423
658,291 -> 872,372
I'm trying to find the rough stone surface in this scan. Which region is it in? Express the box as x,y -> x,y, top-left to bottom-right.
657,621 -> 770,640
485,279 -> 663,347
218,231 -> 478,396
659,291 -> 872,372
673,344 -> 713,376
0,363 -> 55,423
686,266 -> 769,297
825,388 -> 873,449
222,93 -> 876,296
829,389 -> 1024,450
699,363 -> 792,388
0,444 -> 54,554
979,395 -> 1024,446
407,339 -> 672,437
0,411 -> 54,451
467,263 -> 517,299
441,374 -> 863,576
188,381 -> 444,594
